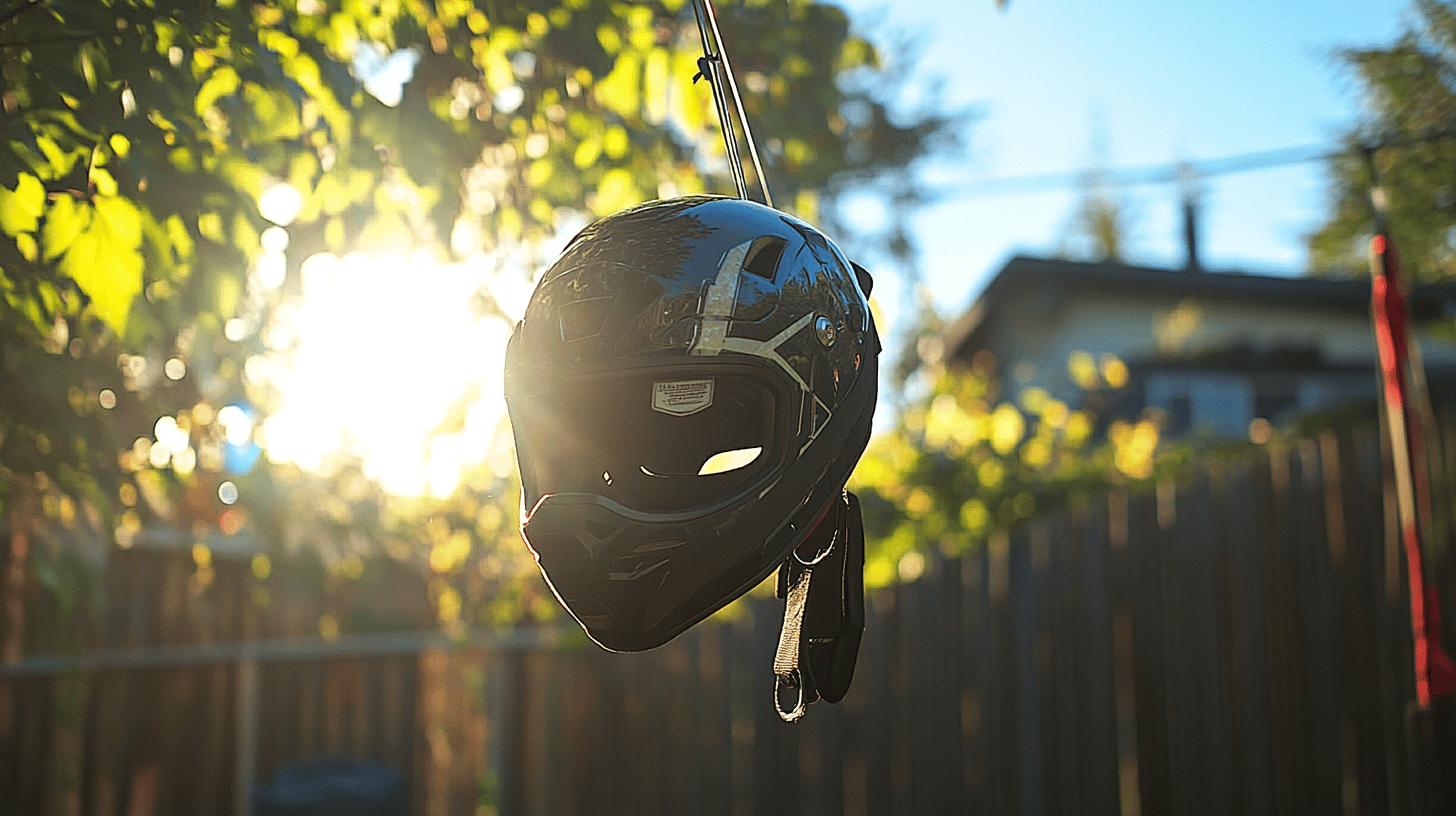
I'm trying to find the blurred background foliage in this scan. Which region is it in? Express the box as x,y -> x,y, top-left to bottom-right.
0,0 -> 1215,652
0,0 -> 962,649
850,344 -> 1200,588
1309,0 -> 1456,280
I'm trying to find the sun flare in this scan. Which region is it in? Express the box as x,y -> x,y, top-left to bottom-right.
256,248 -> 534,499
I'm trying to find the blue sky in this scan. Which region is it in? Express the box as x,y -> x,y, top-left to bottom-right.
835,0 -> 1413,318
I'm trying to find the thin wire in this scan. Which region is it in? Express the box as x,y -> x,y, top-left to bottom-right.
935,126 -> 1456,200
691,0 -> 773,207
691,0 -> 748,199
700,0 -> 773,208
939,144 -> 1333,199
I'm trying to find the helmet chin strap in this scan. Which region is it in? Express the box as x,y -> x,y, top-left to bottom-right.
772,491 -> 867,722
690,0 -> 774,208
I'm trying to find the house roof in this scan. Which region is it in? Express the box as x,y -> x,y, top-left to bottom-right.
944,255 -> 1456,363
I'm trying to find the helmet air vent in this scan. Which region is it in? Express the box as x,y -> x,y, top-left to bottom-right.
559,297 -> 612,342
742,236 -> 787,282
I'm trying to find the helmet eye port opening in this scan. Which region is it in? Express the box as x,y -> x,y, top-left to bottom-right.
696,445 -> 764,476
513,367 -> 789,515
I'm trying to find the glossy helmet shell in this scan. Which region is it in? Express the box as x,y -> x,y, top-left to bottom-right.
504,196 -> 878,651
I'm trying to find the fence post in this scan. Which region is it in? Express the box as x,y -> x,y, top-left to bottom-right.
233,655 -> 258,816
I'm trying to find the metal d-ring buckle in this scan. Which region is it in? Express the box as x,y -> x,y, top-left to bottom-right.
774,670 -> 807,722
792,494 -> 845,567
793,526 -> 837,568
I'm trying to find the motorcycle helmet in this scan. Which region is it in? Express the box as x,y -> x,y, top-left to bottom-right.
504,195 -> 879,654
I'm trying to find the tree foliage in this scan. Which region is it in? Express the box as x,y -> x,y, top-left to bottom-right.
1057,128 -> 1133,263
1310,0 -> 1456,280
850,348 -> 1189,585
1061,182 -> 1132,262
0,0 -> 952,647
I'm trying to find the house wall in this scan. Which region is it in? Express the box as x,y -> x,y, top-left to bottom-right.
982,287 -> 1456,434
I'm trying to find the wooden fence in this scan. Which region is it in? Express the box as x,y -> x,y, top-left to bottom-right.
3,421 -> 1456,815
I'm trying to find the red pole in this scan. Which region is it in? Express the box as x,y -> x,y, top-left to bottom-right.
1368,226 -> 1434,707
1365,145 -> 1456,709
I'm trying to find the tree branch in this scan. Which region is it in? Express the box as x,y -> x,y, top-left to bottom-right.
0,31 -> 97,48
0,0 -> 44,30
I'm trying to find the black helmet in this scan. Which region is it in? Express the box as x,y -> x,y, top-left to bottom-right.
504,195 -> 879,654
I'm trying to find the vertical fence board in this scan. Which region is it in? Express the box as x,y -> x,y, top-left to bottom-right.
862,586 -> 893,816
1128,490 -> 1172,816
751,595 -> 793,816
887,579 -> 911,815
1296,442 -> 1347,815
1223,459 -> 1277,816
1373,417 -> 1416,816
1031,521 -> 1066,816
959,543 -> 990,814
1263,445 -> 1307,816
901,566 -> 930,816
988,530 -> 1015,816
1106,489 -> 1141,816
1048,515 -> 1081,816
1337,427 -> 1389,816
1156,479 -> 1195,816
929,553 -> 963,812
1074,499 -> 1120,816
1186,472 -> 1234,816
22,678 -> 51,816
729,612 -> 755,816
1010,526 -> 1043,816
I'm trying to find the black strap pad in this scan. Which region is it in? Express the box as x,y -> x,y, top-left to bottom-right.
801,491 -> 865,703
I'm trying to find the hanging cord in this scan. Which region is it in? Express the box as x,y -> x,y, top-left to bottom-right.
690,0 -> 774,207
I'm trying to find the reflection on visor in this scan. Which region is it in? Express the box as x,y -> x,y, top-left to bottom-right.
516,373 -> 777,513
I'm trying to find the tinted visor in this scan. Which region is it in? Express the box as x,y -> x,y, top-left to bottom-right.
513,369 -> 784,514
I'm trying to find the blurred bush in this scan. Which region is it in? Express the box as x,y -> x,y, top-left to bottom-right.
850,343 -> 1200,588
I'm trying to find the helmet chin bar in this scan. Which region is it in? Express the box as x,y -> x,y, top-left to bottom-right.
520,491 -> 729,653
522,487 -> 869,723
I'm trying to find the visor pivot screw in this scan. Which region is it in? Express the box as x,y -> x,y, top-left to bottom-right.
815,315 -> 837,347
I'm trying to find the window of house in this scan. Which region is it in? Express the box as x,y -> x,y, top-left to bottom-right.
1146,373 -> 1253,438
1253,389 -> 1300,423
1298,377 -> 1376,412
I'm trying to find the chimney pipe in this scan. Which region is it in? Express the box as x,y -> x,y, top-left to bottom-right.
1182,196 -> 1200,270
1178,162 -> 1202,271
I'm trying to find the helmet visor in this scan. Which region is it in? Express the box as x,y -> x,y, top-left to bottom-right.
512,368 -> 784,515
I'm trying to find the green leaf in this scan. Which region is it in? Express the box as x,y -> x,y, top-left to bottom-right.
242,83 -> 302,141
92,196 -> 143,249
34,134 -> 80,180
0,173 -> 45,235
42,196 -> 91,261
58,196 -> 144,335
163,215 -> 194,265
211,271 -> 241,318
594,167 -> 637,215
573,136 -> 601,169
195,66 -> 241,116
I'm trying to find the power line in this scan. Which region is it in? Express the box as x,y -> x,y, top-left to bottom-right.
935,144 -> 1332,199
933,127 -> 1456,200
